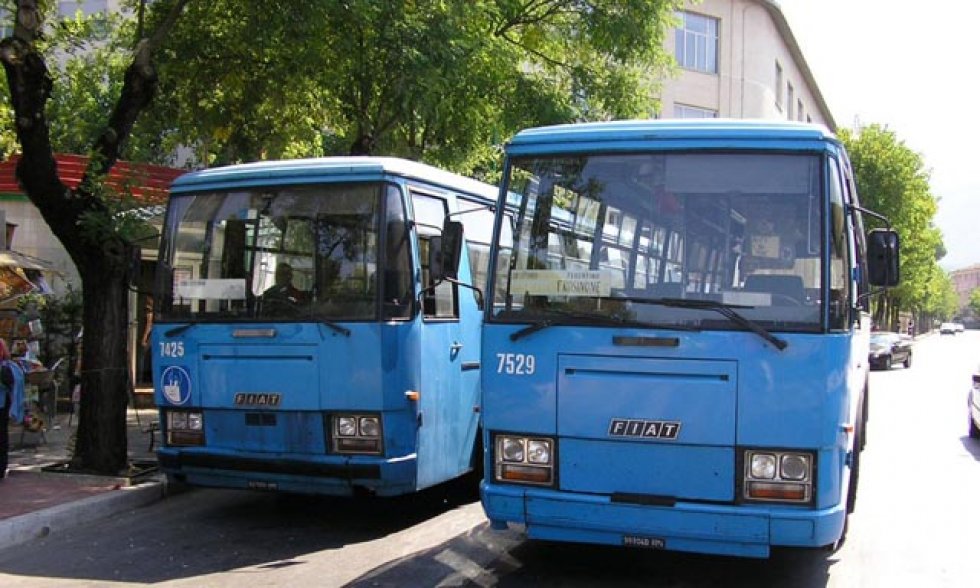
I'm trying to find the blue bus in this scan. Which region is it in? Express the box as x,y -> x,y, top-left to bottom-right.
152,157 -> 498,496
471,120 -> 899,558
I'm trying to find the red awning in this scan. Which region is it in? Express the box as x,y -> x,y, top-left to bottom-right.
0,153 -> 184,204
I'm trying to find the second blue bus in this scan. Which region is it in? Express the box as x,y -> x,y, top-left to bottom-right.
473,120 -> 899,558
152,156 -> 498,496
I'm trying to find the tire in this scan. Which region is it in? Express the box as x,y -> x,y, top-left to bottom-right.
970,413 -> 980,439
903,353 -> 912,369
859,388 -> 869,451
846,424 -> 861,514
828,425 -> 861,552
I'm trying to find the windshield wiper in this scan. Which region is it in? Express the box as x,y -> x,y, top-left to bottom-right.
509,307 -> 699,342
319,320 -> 351,337
646,298 -> 787,351
164,323 -> 196,337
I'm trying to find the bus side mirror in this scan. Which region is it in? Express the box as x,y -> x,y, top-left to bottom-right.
429,220 -> 464,281
867,228 -> 900,287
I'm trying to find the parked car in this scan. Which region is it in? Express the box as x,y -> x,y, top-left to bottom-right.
940,322 -> 957,335
955,322 -> 966,333
969,365 -> 980,439
868,331 -> 912,370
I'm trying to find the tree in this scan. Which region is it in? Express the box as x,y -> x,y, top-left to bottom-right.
148,0 -> 680,174
969,288 -> 980,318
0,0 -> 190,474
840,125 -> 946,329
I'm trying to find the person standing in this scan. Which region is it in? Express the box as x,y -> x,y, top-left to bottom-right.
0,338 -> 26,479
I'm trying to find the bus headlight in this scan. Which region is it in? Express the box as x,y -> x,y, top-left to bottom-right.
780,454 -> 810,481
494,434 -> 554,486
166,410 -> 205,446
500,437 -> 525,462
359,416 -> 381,438
744,449 -> 813,503
337,416 -> 358,437
527,439 -> 552,464
329,413 -> 383,455
750,453 -> 777,479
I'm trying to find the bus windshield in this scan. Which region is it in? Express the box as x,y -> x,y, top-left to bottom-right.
492,152 -> 830,332
158,182 -> 412,323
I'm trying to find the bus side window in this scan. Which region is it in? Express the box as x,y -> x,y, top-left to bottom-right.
412,192 -> 458,319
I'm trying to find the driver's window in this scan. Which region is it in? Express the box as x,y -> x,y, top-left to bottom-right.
828,158 -> 849,330
412,192 -> 457,319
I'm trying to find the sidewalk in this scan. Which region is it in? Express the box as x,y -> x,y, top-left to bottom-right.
0,406 -> 167,551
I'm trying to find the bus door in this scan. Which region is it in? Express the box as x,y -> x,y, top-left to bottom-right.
413,191 -> 468,488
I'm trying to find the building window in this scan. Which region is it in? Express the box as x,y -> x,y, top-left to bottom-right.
786,82 -> 795,120
675,11 -> 718,74
797,99 -> 804,121
674,104 -> 718,119
775,62 -> 784,108
0,9 -> 12,38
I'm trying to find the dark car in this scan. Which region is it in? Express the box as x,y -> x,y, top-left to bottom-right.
969,366 -> 980,439
868,332 -> 912,370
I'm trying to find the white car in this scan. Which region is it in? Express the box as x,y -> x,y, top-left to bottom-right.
969,366 -> 980,439
955,322 -> 966,333
940,322 -> 957,335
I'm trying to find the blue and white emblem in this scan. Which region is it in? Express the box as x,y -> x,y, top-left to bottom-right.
161,365 -> 192,406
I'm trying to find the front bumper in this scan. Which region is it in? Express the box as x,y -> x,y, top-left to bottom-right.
158,447 -> 417,496
481,482 -> 845,559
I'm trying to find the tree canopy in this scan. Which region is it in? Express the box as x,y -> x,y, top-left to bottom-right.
839,124 -> 956,326
145,0 -> 680,175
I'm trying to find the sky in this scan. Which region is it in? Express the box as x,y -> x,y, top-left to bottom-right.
777,0 -> 979,271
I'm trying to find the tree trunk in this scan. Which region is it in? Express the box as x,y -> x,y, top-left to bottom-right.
72,255 -> 131,473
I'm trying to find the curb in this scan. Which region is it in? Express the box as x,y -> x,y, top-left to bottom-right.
0,478 -> 165,552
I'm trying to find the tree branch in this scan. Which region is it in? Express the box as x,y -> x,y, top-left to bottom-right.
86,0 -> 191,180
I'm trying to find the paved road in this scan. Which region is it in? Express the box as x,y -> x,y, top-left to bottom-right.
1,332 -> 978,587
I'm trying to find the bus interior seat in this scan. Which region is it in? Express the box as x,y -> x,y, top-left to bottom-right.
743,274 -> 805,305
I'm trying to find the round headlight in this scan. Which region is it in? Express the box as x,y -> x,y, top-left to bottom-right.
359,416 -> 381,437
500,437 -> 525,463
336,416 -> 357,436
780,454 -> 809,481
750,453 -> 777,479
527,439 -> 552,464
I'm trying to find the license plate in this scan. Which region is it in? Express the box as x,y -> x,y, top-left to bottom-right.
248,480 -> 278,491
623,535 -> 665,549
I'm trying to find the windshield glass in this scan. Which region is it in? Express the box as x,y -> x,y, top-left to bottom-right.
491,152 -> 826,331
157,182 -> 413,322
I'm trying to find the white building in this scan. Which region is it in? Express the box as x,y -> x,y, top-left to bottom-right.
662,0 -> 835,130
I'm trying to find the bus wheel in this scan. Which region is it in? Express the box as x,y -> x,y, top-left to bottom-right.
847,429 -> 861,514
859,389 -> 869,452
470,430 -> 485,480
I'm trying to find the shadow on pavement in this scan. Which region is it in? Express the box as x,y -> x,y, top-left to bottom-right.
346,524 -> 837,588
0,473 -> 481,584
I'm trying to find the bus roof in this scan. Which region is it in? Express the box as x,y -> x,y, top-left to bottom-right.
506,119 -> 840,154
170,156 -> 498,200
